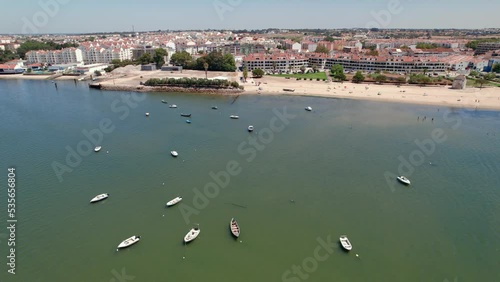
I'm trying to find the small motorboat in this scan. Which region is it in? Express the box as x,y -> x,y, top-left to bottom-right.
94,146 -> 102,152
305,107 -> 313,112
339,235 -> 352,251
184,226 -> 201,243
397,176 -> 411,185
161,100 -> 168,104
90,193 -> 109,203
166,197 -> 182,207
283,88 -> 295,92
181,113 -> 192,117
248,125 -> 254,132
171,151 -> 178,157
169,104 -> 178,108
211,106 -> 218,110
117,235 -> 141,249
230,218 -> 240,238
145,112 -> 150,117
230,115 -> 239,119
186,120 -> 192,124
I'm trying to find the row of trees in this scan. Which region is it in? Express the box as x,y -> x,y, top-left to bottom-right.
144,77 -> 240,89
0,49 -> 19,63
170,51 -> 236,72
16,40 -> 79,58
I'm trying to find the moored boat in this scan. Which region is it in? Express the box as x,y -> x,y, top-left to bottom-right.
184,226 -> 201,243
169,104 -> 178,108
171,151 -> 178,157
339,235 -> 352,251
94,146 -> 102,152
161,100 -> 168,104
117,235 -> 141,249
248,125 -> 254,132
211,106 -> 218,110
305,107 -> 312,112
90,193 -> 109,203
186,120 -> 192,124
145,112 -> 150,117
230,115 -> 239,119
181,113 -> 192,117
230,218 -> 240,238
397,176 -> 411,185
166,197 -> 182,207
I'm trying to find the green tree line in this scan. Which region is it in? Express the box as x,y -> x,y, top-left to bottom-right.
17,40 -> 79,58
144,77 -> 240,89
170,51 -> 236,72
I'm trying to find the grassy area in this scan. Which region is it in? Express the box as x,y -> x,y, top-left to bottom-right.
466,78 -> 500,88
270,72 -> 328,80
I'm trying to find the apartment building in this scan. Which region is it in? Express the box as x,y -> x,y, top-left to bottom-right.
475,42 -> 500,55
242,53 -> 308,73
26,48 -> 83,64
324,55 -> 448,73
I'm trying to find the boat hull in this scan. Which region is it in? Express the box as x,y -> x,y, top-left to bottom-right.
230,218 -> 240,238
117,236 -> 140,249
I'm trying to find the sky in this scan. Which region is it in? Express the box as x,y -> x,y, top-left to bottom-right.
1,0 -> 499,34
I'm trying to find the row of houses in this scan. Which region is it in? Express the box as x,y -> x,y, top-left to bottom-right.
242,52 -> 493,74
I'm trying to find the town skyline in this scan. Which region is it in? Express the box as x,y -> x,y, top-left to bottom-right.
1,0 -> 500,34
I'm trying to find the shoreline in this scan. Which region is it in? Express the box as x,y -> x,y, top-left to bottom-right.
2,69 -> 500,110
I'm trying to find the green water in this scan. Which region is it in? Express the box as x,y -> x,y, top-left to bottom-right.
0,80 -> 499,282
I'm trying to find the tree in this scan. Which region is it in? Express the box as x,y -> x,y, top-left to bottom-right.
137,53 -> 153,65
0,49 -> 19,63
396,77 -> 406,84
367,50 -> 379,56
312,64 -> 318,73
252,68 -> 264,78
484,73 -> 496,80
492,63 -> 500,73
330,64 -> 345,81
272,61 -> 277,74
475,78 -> 488,89
352,71 -> 365,83
469,70 -> 479,77
315,45 -> 329,54
170,51 -> 193,68
153,48 -> 168,68
324,36 -> 336,42
375,75 -> 387,84
243,67 -> 248,82
203,62 -> 209,79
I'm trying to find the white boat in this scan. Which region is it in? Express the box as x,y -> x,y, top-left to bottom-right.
230,218 -> 240,238
397,176 -> 411,185
339,235 -> 352,251
248,125 -> 254,132
171,151 -> 178,157
94,146 -> 102,152
212,106 -> 218,110
230,115 -> 239,119
166,197 -> 182,207
90,193 -> 109,203
305,107 -> 313,111
184,227 -> 201,243
169,104 -> 177,108
145,112 -> 150,117
117,235 -> 141,249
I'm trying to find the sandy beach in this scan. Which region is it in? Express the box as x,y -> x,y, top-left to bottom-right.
2,67 -> 500,110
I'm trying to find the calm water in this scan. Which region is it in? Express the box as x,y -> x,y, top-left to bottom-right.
0,79 -> 499,282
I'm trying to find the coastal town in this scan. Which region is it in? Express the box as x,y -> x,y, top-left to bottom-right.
1,28 -> 500,109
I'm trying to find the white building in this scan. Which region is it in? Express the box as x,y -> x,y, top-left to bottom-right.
26,48 -> 83,64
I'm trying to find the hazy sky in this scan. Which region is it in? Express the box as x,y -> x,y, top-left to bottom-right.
2,0 -> 499,34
